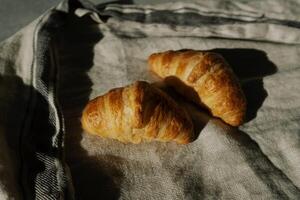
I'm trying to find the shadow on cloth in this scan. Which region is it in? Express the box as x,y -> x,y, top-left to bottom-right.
0,72 -> 25,199
58,13 -> 123,200
211,48 -> 277,123
153,48 -> 277,140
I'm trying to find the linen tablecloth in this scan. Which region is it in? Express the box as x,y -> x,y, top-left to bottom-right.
0,0 -> 300,199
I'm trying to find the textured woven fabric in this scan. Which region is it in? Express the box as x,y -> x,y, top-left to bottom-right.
0,0 -> 300,199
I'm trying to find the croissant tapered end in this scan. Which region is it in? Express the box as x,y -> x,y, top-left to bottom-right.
81,81 -> 194,144
148,50 -> 247,127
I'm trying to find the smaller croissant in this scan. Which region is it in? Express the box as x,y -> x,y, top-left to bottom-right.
81,81 -> 194,144
148,50 -> 247,126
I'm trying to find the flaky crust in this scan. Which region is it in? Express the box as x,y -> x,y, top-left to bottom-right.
148,50 -> 247,126
81,81 -> 194,144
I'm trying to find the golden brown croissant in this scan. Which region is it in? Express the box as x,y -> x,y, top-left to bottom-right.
148,50 -> 246,126
81,81 -> 194,144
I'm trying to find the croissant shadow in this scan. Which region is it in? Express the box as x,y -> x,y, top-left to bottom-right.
210,48 -> 278,122
153,48 -> 277,140
152,81 -> 210,141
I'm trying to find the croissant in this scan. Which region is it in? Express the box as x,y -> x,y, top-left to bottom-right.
81,81 -> 194,144
148,50 -> 247,126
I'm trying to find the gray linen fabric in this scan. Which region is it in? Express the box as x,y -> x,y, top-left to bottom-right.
0,0 -> 300,199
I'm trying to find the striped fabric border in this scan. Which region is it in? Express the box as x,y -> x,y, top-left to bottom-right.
19,6 -> 73,200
